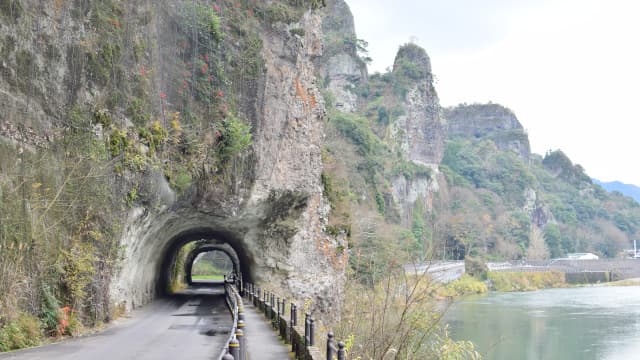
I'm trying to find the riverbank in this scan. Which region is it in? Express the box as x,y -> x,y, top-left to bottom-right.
488,271 -> 566,291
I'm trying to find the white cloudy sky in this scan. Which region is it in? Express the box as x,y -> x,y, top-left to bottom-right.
345,0 -> 640,185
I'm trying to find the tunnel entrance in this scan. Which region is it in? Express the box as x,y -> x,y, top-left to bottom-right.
159,230 -> 249,296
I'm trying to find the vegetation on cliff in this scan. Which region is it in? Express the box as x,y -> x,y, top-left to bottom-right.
440,138 -> 640,259
0,0 -> 302,349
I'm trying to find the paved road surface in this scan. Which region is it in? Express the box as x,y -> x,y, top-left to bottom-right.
0,285 -> 232,360
243,304 -> 292,360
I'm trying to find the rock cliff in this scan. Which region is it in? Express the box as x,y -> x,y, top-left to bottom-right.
445,103 -> 531,160
0,0 -> 344,319
392,44 -> 446,167
317,0 -> 366,113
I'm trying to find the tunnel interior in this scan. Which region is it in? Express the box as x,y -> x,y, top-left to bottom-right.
156,227 -> 254,296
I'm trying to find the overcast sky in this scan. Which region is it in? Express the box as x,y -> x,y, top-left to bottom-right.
345,0 -> 640,185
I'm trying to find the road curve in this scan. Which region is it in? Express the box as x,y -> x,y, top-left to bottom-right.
0,285 -> 232,360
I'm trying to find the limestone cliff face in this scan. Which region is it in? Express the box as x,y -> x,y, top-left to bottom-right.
0,0 -> 343,317
317,0 -> 366,113
445,103 -> 531,160
114,7 -> 345,315
387,44 -> 445,225
391,44 -> 446,168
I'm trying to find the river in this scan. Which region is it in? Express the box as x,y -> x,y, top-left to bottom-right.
444,286 -> 640,360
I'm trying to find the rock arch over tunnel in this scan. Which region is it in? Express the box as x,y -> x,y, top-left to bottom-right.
109,190 -> 346,316
109,208 -> 260,309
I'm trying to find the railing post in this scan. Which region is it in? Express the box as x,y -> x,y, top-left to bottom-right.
236,329 -> 245,360
282,298 -> 287,319
263,291 -> 268,314
277,297 -> 281,318
253,286 -> 257,306
310,316 -> 315,346
305,313 -> 310,346
266,292 -> 270,317
228,338 -> 240,360
327,332 -> 335,360
337,341 -> 346,360
270,293 -> 275,320
292,304 -> 297,326
290,303 -> 297,349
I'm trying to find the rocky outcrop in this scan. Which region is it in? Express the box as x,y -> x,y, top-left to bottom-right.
391,44 -> 446,168
317,0 -> 366,112
391,175 -> 439,226
523,187 -> 555,227
445,103 -> 531,160
386,44 -> 445,224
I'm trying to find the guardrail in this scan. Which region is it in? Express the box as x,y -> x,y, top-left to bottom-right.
219,278 -> 246,360
245,283 -> 346,360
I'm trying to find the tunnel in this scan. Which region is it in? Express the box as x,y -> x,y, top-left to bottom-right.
158,228 -> 251,295
108,183 -> 345,316
109,207 -> 263,309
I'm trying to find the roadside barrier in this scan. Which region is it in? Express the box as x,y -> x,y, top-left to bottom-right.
244,282 -> 347,360
218,277 -> 246,360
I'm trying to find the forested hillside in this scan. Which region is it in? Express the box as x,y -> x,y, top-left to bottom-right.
322,54 -> 640,269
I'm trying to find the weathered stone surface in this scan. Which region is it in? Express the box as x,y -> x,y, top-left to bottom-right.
391,175 -> 439,226
445,103 -> 531,160
386,44 -> 445,222
317,0 -> 366,113
391,44 -> 446,167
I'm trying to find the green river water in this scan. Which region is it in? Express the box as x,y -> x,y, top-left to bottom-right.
445,286 -> 640,360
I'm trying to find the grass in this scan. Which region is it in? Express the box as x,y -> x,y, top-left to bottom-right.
438,275 -> 488,298
191,274 -> 225,281
488,271 -> 566,292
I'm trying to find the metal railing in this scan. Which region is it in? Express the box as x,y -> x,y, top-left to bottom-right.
219,277 -> 246,360
244,282 -> 346,360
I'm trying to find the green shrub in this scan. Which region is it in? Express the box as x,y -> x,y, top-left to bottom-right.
108,128 -> 129,157
0,314 -> 41,351
126,98 -> 150,126
331,112 -> 383,156
56,242 -> 97,308
138,121 -> 168,153
440,275 -> 488,297
391,160 -> 432,180
40,285 -> 61,336
182,4 -> 222,42
217,115 -> 252,162
289,28 -> 305,37
173,170 -> 192,194
465,256 -> 488,280
260,3 -> 298,24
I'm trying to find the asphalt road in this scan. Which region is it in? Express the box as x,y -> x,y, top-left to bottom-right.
0,285 -> 232,360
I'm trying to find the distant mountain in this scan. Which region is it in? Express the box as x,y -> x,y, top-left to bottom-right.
593,179 -> 640,203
